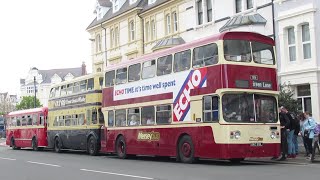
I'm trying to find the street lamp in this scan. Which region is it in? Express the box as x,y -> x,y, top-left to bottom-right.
31,67 -> 38,108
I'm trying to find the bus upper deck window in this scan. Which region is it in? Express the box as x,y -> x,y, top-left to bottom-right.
142,60 -> 156,79
193,43 -> 218,68
99,77 -> 104,89
80,80 -> 87,92
224,40 -> 251,62
67,84 -> 73,95
128,63 -> 141,82
157,55 -> 172,76
116,68 -> 128,85
87,78 -> 94,90
60,85 -> 67,96
73,82 -> 80,93
174,50 -> 191,72
98,108 -> 104,124
105,70 -> 115,87
251,41 -> 275,65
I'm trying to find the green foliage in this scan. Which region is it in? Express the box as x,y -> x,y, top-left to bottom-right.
16,96 -> 42,110
278,83 -> 300,114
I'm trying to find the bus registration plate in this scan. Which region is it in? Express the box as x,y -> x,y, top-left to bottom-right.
250,142 -> 263,147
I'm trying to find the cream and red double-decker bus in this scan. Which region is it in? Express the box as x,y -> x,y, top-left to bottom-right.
100,31 -> 280,163
6,107 -> 48,150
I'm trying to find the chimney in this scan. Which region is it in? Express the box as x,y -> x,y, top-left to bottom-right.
82,62 -> 87,75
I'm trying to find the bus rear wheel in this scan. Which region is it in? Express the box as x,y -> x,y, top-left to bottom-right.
87,136 -> 98,156
32,138 -> 39,151
178,135 -> 195,163
54,137 -> 62,153
10,138 -> 20,150
116,136 -> 127,159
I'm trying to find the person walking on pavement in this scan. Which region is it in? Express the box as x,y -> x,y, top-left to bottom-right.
282,107 -> 297,158
301,111 -> 317,160
299,113 -> 309,156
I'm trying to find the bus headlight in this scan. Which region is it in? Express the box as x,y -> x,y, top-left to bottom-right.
230,131 -> 241,139
270,132 -> 276,139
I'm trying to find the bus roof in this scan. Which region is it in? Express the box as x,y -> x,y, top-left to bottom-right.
105,31 -> 274,71
7,107 -> 48,116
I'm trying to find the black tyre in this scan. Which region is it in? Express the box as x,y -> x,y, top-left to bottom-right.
10,138 -> 20,150
178,135 -> 195,163
115,136 -> 127,159
87,136 -> 98,156
32,138 -> 39,151
54,137 -> 62,153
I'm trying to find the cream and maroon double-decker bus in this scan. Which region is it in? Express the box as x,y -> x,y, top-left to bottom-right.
100,31 -> 280,163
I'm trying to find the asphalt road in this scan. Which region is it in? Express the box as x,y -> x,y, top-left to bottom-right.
1,142 -> 320,180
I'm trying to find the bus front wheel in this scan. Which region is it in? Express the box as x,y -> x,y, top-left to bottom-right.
10,138 -> 20,150
54,137 -> 62,153
116,136 -> 127,159
178,135 -> 195,163
87,136 -> 98,156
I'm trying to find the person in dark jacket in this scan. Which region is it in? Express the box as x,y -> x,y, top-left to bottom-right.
292,113 -> 300,156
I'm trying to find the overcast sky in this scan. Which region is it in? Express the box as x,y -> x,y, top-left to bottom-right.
0,0 -> 96,95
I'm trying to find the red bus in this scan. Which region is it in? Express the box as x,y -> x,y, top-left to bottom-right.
100,31 -> 280,163
6,107 -> 48,150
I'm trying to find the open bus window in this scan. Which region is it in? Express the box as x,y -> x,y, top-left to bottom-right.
193,43 -> 218,68
142,60 -> 156,79
80,80 -> 87,92
92,108 -> 98,124
27,115 -> 32,125
60,85 -> 67,96
115,110 -> 126,127
21,116 -> 27,126
254,95 -> 277,123
224,40 -> 251,62
203,96 -> 219,122
108,111 -> 114,127
174,50 -> 191,72
116,68 -> 128,85
73,82 -> 80,93
127,108 -> 140,126
105,70 -> 115,87
156,105 -> 172,125
157,55 -> 172,76
251,41 -> 275,65
87,78 -> 94,91
141,106 -> 155,125
33,114 -> 38,125
128,63 -> 141,82
72,114 -> 78,126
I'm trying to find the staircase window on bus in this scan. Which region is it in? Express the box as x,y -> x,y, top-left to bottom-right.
156,105 -> 172,124
78,114 -> 85,125
27,115 -> 32,125
115,109 -> 126,127
203,96 -> 219,122
92,108 -> 98,124
251,41 -> 275,65
128,108 -> 140,126
16,116 -> 21,126
67,84 -> 73,95
193,43 -> 218,68
98,108 -> 104,124
105,70 -> 115,87
59,116 -> 65,126
60,85 -> 67,96
21,116 -> 27,126
174,50 -> 191,72
108,111 -> 114,127
86,109 -> 91,125
157,55 -> 172,76
116,67 -> 128,85
224,40 -> 251,62
87,78 -> 94,90
141,106 -> 155,125
142,60 -> 156,79
128,63 -> 141,82
73,82 -> 80,93
80,80 -> 87,92
65,115 -> 71,126
72,114 -> 78,126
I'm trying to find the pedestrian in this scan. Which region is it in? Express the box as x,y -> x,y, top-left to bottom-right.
292,113 -> 300,157
280,107 -> 296,158
301,111 -> 317,159
298,113 -> 309,156
272,106 -> 290,161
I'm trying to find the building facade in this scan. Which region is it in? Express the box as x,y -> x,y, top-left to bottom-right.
20,63 -> 87,107
0,93 -> 17,114
275,0 -> 320,121
87,0 -> 274,73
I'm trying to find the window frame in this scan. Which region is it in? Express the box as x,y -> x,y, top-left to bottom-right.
301,23 -> 311,60
203,95 -> 219,122
287,27 -> 296,62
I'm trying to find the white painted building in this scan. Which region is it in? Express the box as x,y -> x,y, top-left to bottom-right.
20,63 -> 87,107
275,0 -> 320,121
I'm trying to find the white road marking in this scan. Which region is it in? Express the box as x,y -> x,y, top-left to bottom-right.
80,168 -> 154,179
0,157 -> 16,161
27,161 -> 61,167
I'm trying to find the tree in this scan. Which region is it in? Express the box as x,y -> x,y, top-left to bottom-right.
16,96 -> 42,110
278,83 -> 300,114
